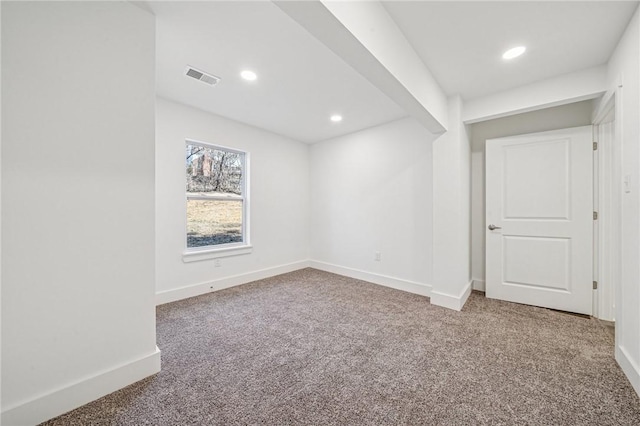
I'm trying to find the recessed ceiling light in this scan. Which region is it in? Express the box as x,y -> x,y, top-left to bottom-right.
502,46 -> 526,60
240,70 -> 257,81
330,114 -> 343,122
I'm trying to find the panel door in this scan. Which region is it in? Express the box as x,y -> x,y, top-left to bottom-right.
485,126 -> 593,314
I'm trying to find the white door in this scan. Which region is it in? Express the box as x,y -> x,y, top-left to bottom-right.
486,126 -> 593,315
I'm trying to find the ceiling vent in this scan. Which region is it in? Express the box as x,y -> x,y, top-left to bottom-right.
185,66 -> 220,86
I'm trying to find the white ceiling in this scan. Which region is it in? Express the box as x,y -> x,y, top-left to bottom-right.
383,1 -> 639,100
152,1 -> 638,143
152,1 -> 407,144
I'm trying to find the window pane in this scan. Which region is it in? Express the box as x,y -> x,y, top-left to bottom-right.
186,144 -> 244,196
187,199 -> 243,248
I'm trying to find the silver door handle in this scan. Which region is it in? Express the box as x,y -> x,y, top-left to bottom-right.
488,224 -> 502,231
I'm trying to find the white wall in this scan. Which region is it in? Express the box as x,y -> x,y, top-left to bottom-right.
156,98 -> 310,303
605,5 -> 640,396
431,96 -> 472,309
2,2 -> 158,424
309,117 -> 435,294
469,101 -> 594,285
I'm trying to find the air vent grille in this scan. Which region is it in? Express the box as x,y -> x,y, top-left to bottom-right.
199,74 -> 219,85
185,66 -> 220,86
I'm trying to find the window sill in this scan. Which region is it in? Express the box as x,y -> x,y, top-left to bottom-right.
183,245 -> 253,263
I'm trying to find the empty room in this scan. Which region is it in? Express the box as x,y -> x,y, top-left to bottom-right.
3,1 -> 640,425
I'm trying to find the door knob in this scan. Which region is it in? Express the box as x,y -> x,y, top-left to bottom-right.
488,224 -> 502,230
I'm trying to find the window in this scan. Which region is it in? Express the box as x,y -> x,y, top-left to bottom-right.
184,140 -> 250,259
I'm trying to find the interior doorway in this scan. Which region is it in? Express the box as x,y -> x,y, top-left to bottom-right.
485,126 -> 594,314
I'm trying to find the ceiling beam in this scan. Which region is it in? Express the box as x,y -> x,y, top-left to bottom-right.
275,0 -> 448,134
463,65 -> 607,124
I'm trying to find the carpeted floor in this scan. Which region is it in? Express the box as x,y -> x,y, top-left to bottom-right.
42,268 -> 640,425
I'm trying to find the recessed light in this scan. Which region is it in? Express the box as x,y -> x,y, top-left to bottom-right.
240,70 -> 257,81
330,114 -> 343,122
502,46 -> 526,60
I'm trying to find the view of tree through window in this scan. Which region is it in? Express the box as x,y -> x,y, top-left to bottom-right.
186,142 -> 246,248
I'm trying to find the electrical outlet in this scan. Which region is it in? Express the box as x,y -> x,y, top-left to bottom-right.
374,252 -> 381,261
214,259 -> 221,267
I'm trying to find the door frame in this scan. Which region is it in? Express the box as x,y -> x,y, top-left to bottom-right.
592,91 -> 620,321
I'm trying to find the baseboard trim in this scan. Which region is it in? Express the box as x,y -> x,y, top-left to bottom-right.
1,346 -> 161,426
430,280 -> 473,311
156,260 -> 311,305
472,279 -> 486,292
616,345 -> 640,397
308,260 -> 431,297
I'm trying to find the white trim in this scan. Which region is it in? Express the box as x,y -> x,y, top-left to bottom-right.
591,87 -> 618,321
593,119 -> 616,321
185,138 -> 245,156
472,279 -> 486,292
156,260 -> 310,305
430,280 -> 473,311
183,244 -> 253,263
1,347 -> 161,426
616,345 -> 640,398
308,260 -> 432,298
186,194 -> 242,201
592,123 -> 601,318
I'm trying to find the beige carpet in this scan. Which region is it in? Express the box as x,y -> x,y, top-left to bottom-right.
42,268 -> 640,425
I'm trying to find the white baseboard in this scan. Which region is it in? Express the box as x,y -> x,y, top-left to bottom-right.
156,260 -> 311,305
430,280 -> 473,311
472,279 -> 486,292
616,345 -> 640,398
1,347 -> 161,426
308,260 -> 431,297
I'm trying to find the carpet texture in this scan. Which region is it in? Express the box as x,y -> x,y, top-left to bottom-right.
42,268 -> 640,425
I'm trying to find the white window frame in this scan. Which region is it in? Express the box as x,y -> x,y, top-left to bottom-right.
183,139 -> 251,263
